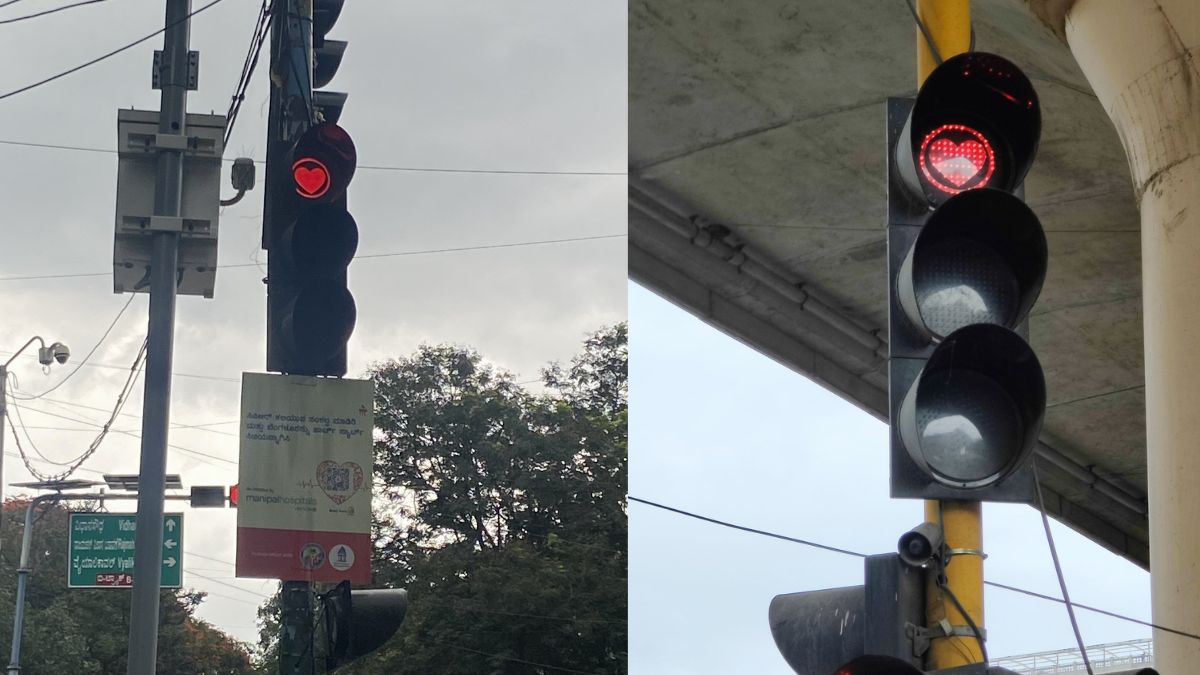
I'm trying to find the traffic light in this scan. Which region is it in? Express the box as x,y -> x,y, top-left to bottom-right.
312,0 -> 349,125
887,52 -> 1046,502
769,554 -> 926,674
267,121 -> 359,376
264,0 -> 356,376
323,581 -> 408,669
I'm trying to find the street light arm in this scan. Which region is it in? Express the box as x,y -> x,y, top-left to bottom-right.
1,336 -> 46,370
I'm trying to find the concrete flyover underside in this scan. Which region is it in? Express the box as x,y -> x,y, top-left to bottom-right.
629,0 -> 1150,567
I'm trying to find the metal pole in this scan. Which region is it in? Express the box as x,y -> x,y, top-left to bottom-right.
915,1 -> 983,669
126,2 -> 189,673
280,581 -> 315,675
7,495 -> 53,674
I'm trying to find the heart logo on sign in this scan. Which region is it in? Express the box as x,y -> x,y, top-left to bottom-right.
292,158 -> 330,198
316,460 -> 365,505
927,138 -> 986,187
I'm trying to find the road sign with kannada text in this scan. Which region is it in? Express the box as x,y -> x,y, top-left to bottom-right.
68,513 -> 183,588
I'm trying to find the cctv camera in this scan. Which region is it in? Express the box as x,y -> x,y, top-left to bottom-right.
897,522 -> 944,568
49,342 -> 70,365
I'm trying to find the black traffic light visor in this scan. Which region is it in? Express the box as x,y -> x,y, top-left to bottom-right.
899,324 -> 1045,489
291,122 -> 357,203
898,188 -> 1047,342
897,52 -> 1041,205
769,587 -> 866,675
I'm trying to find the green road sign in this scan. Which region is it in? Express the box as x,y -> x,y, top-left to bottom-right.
68,513 -> 183,588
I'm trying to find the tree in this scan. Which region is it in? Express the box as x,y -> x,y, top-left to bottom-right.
256,325 -> 627,673
0,498 -> 255,675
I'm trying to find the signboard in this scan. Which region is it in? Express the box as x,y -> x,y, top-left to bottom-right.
236,373 -> 373,583
68,513 -> 183,588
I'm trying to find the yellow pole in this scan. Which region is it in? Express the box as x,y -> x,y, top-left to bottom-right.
916,0 -> 983,669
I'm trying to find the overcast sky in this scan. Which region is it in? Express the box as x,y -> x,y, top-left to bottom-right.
0,0 -> 624,646
628,283 -> 1150,673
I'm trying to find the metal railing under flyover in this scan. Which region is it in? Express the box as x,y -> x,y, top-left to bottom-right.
991,638 -> 1153,674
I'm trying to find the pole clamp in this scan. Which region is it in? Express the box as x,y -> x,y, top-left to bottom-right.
945,547 -> 988,560
907,621 -> 986,657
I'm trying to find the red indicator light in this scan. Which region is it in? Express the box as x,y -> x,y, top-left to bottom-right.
918,123 -> 996,196
293,157 -> 331,199
229,484 -> 239,507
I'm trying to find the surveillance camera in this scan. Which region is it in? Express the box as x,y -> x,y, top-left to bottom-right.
897,522 -> 944,568
48,342 -> 70,365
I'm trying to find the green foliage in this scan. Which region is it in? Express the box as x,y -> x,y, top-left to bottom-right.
0,499 -> 254,675
256,325 -> 627,674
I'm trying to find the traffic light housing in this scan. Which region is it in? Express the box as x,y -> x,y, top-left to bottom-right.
887,52 -> 1046,502
769,554 -> 926,675
324,581 -> 408,670
264,0 -> 356,376
267,121 -> 359,376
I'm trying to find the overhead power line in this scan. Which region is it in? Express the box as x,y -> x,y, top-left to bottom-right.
0,232 -> 626,283
0,139 -> 627,176
629,495 -> 1200,642
223,0 -> 270,146
0,0 -> 229,100
13,401 -> 237,468
0,0 -> 109,25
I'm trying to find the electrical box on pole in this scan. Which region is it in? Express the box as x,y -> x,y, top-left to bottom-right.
886,52 -> 1047,502
113,109 -> 225,298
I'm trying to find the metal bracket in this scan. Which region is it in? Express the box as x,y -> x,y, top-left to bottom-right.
945,547 -> 988,560
152,50 -> 199,90
907,621 -> 987,657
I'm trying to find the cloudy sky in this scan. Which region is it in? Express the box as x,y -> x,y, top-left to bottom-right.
629,283 -> 1151,673
0,0 -> 624,646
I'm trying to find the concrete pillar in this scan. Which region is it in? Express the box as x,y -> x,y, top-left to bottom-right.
1030,0 -> 1199,670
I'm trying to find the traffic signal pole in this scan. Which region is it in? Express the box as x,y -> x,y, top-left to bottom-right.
126,1 -> 189,673
915,1 -> 984,669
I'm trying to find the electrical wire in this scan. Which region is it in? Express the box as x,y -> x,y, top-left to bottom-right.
629,495 -> 1200,642
29,395 -> 238,436
224,0 -> 271,146
14,402 -> 237,468
0,0 -> 29,9
0,0 -> 108,25
903,0 -> 944,66
628,495 -> 865,558
0,0 -> 229,100
937,576 -> 988,664
1034,462 -> 1094,675
8,293 -> 136,401
7,395 -> 74,466
188,570 -> 272,600
0,233 -> 626,282
0,139 -> 627,175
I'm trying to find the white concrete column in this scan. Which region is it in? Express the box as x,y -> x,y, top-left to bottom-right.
1048,0 -> 1200,670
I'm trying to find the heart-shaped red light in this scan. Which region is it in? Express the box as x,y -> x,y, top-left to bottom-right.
918,123 -> 996,197
928,139 -> 986,187
293,159 -> 330,198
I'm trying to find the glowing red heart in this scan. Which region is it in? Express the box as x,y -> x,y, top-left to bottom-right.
294,165 -> 329,196
927,138 -> 986,187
